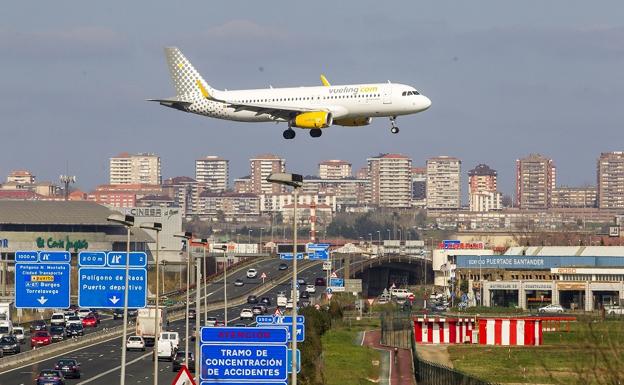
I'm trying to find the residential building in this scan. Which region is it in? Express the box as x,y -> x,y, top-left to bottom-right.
195,156 -> 229,192
367,153 -> 412,208
250,154 -> 285,194
515,154 -> 556,209
597,152 -> 624,209
426,156 -> 461,210
468,164 -> 501,212
470,191 -> 503,212
233,176 -> 253,194
162,176 -> 203,217
259,192 -> 337,213
301,177 -> 368,209
7,170 -> 35,184
109,152 -> 161,185
196,192 -> 260,221
552,186 -> 597,208
90,184 -> 162,208
319,160 -> 352,179
411,167 -> 427,208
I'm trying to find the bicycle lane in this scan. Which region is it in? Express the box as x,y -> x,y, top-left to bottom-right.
362,330 -> 416,385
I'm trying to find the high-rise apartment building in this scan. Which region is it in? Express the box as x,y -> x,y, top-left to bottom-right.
367,154 -> 412,208
250,154 -> 286,194
468,164 -> 502,211
109,153 -> 161,185
597,151 -> 624,209
515,154 -> 556,209
411,167 -> 427,207
552,186 -> 597,208
319,160 -> 352,179
426,156 -> 461,210
195,156 -> 229,192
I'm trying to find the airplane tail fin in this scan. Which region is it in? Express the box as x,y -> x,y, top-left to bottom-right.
164,47 -> 216,99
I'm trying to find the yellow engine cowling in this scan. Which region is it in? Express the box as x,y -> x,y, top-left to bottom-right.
333,117 -> 372,126
292,111 -> 333,129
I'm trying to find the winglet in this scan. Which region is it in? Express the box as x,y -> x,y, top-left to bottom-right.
196,80 -> 211,99
320,74 -> 331,87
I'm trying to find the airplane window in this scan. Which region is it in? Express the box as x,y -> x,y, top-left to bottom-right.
402,91 -> 406,96
413,90 -> 420,95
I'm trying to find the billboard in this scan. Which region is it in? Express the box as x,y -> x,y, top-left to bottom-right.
456,255 -> 599,269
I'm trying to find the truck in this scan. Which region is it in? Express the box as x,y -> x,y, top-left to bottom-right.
0,302 -> 14,322
136,306 -> 167,346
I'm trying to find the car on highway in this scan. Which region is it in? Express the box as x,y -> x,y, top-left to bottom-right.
126,336 -> 146,351
260,297 -> 272,306
67,304 -> 79,311
240,308 -> 254,320
13,326 -> 25,344
205,316 -> 217,327
233,323 -> 247,327
0,335 -> 20,354
172,351 -> 195,372
215,320 -> 226,326
63,311 -> 76,322
77,309 -> 91,319
65,323 -> 84,337
188,309 -> 197,320
297,278 -> 306,285
81,315 -> 98,328
30,320 -> 47,333
89,309 -> 102,324
277,295 -> 288,307
252,306 -> 265,315
35,369 -> 65,385
306,284 -> 316,294
301,298 -> 311,307
234,278 -> 244,287
246,268 -> 258,279
286,299 -> 294,309
247,295 -> 258,304
66,315 -> 82,327
315,277 -> 326,286
50,312 -> 66,327
538,304 -> 565,313
50,326 -> 66,343
279,263 -> 288,271
31,331 -> 52,348
54,358 -> 81,379
112,308 -> 124,320
300,291 -> 310,299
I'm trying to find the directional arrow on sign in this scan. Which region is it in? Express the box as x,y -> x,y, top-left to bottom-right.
109,296 -> 120,305
37,296 -> 48,305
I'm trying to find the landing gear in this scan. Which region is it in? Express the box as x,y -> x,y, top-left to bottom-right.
283,128 -> 296,139
390,116 -> 399,134
310,129 -> 322,138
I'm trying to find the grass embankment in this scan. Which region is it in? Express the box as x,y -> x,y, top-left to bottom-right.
322,326 -> 381,385
448,319 -> 624,384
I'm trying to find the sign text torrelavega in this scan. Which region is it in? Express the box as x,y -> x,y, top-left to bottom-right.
36,236 -> 88,252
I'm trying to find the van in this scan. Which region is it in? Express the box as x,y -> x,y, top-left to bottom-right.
159,331 -> 180,350
51,312 -> 66,326
277,295 -> 287,307
390,288 -> 413,300
0,321 -> 13,338
157,338 -> 174,361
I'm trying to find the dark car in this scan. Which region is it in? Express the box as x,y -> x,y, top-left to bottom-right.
55,358 -> 81,379
297,278 -> 306,285
89,309 -> 101,324
30,319 -> 47,333
127,308 -> 138,317
252,306 -> 264,315
234,278 -> 244,287
36,370 -> 65,385
278,263 -> 288,271
172,351 -> 195,372
247,295 -> 258,304
66,323 -> 84,337
0,335 -> 20,355
260,297 -> 271,306
315,277 -> 326,286
50,326 -> 66,343
112,308 -> 124,320
300,291 -> 310,299
188,309 -> 196,320
67,304 -> 79,312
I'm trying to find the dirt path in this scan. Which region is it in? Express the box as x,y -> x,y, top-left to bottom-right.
415,344 -> 453,368
363,330 -> 416,385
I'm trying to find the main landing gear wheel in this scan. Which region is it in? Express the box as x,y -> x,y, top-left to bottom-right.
310,129 -> 322,138
283,128 -> 296,139
389,116 -> 399,134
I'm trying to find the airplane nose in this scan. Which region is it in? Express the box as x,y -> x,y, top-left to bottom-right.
421,96 -> 432,110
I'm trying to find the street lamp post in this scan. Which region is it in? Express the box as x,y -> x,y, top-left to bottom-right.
174,231 -> 193,372
368,233 -> 372,245
267,172 -> 303,385
139,222 -> 162,385
214,245 -> 228,324
107,214 -> 134,385
260,227 -> 264,253
200,239 -> 208,325
248,229 -> 252,244
386,229 -> 391,240
376,231 -> 381,256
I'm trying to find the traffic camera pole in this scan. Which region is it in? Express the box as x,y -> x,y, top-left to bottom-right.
291,187 -> 298,385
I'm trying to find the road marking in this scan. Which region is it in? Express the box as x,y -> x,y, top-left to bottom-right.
76,351 -> 152,384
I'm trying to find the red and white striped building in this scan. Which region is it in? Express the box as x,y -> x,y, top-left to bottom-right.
414,317 -> 475,344
478,318 -> 542,346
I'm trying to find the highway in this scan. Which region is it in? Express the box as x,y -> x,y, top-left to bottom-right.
0,259 -> 325,385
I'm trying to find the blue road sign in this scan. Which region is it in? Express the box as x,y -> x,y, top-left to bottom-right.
201,326 -> 289,345
308,249 -> 329,260
329,278 -> 344,287
326,287 -> 333,294
201,344 -> 288,382
106,252 -> 147,268
15,263 -> 70,309
255,315 -> 275,324
279,252 -> 304,260
78,252 -> 106,267
15,251 -> 38,263
288,349 -> 301,373
78,267 -> 147,308
38,251 -> 71,263
256,315 -> 304,342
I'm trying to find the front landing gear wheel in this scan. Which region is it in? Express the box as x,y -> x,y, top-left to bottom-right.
283,129 -> 296,139
310,129 -> 322,138
391,126 -> 399,134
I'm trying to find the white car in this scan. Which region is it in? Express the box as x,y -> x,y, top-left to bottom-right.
606,305 -> 624,315
305,284 -> 316,294
246,269 -> 258,279
50,312 -> 66,326
64,311 -> 76,321
206,317 -> 217,327
77,309 -> 91,319
537,304 -> 564,313
126,336 -> 146,351
12,327 -> 25,344
240,309 -> 254,320
66,315 -> 82,326
390,288 -> 413,300
285,299 -> 294,309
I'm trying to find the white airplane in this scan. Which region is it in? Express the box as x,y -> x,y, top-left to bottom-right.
149,47 -> 431,139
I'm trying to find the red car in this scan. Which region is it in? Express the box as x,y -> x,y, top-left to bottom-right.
82,315 -> 97,328
31,331 -> 52,348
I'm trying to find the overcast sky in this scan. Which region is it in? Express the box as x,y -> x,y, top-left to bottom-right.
1,1 -> 623,198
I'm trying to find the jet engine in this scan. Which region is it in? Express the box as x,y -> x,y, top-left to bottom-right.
291,111 -> 333,129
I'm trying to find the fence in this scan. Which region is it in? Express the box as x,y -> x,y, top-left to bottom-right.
380,313 -> 413,349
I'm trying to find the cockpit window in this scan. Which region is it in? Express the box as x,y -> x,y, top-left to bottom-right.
403,90 -> 421,96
